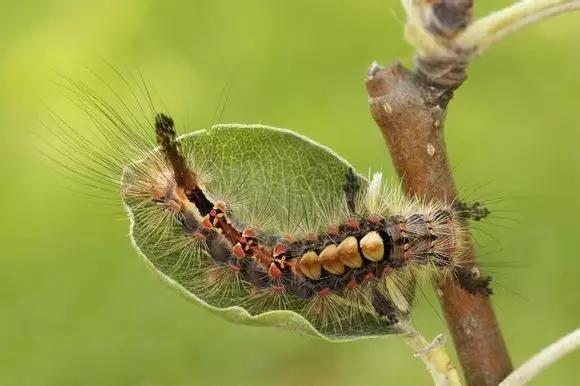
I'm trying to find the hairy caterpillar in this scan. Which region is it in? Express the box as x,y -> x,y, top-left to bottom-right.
51,78 -> 491,340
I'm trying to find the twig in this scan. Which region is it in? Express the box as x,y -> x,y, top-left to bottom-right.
500,328 -> 580,386
400,324 -> 462,386
403,0 -> 580,88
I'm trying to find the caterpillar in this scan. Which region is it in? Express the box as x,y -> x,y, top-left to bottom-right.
51,79 -> 491,340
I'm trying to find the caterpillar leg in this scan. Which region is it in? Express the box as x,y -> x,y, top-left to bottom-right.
454,266 -> 493,296
371,288 -> 399,326
343,168 -> 361,214
454,200 -> 491,222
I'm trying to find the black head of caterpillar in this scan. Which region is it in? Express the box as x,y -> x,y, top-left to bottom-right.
119,111 -> 493,339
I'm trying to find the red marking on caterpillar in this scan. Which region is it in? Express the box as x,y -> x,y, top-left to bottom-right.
304,233 -> 318,243
346,219 -> 360,229
242,228 -> 257,239
271,286 -> 285,294
273,244 -> 287,257
327,226 -> 340,236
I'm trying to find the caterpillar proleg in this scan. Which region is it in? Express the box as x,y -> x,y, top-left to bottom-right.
52,79 -> 491,340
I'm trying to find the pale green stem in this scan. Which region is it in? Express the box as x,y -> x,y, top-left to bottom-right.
500,328 -> 580,386
484,2 -> 580,51
399,323 -> 462,386
456,0 -> 580,53
402,0 -> 580,59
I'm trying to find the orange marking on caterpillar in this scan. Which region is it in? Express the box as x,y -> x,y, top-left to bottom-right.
233,243 -> 245,259
269,263 -> 282,280
273,244 -> 287,258
242,228 -> 257,239
200,216 -> 213,229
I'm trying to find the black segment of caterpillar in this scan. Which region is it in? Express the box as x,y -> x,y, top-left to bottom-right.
149,113 -> 492,325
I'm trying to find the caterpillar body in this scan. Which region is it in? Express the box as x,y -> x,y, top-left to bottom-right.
53,84 -> 491,339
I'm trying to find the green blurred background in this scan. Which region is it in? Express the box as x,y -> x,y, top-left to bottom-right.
2,0 -> 580,385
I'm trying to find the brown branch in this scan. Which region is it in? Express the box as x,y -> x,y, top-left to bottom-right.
367,0 -> 580,382
365,63 -> 512,385
362,0 -> 521,383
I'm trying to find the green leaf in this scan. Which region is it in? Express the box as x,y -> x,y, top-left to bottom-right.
124,124 -> 409,341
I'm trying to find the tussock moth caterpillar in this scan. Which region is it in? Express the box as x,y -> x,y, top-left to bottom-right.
50,77 -> 492,340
